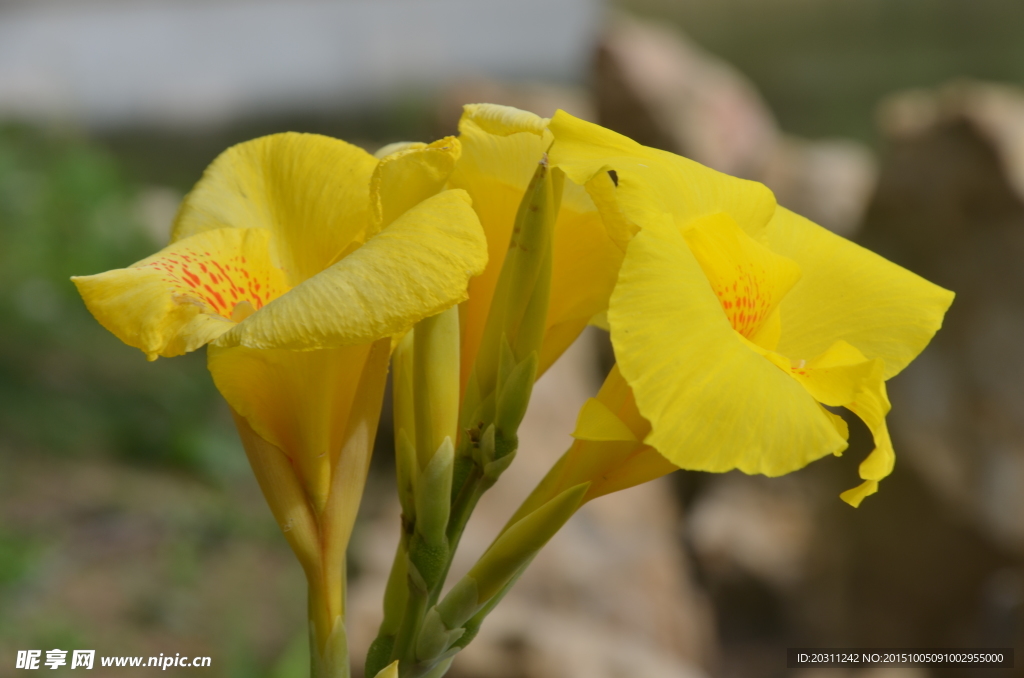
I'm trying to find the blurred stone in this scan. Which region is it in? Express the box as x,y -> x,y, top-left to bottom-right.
762,136 -> 877,238
594,14 -> 875,236
866,80 -> 1024,554
595,14 -> 776,181
348,329 -> 714,678
687,474 -> 813,592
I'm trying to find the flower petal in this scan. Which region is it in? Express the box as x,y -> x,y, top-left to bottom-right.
230,410 -> 321,574
207,343 -> 374,512
216,189 -> 487,350
767,206 -> 955,378
541,182 -> 623,373
451,104 -> 621,380
788,340 -> 882,408
572,397 -> 638,442
548,110 -> 777,239
72,228 -> 288,360
451,105 -> 552,382
171,132 -> 378,287
683,212 -> 801,347
609,215 -> 848,476
840,376 -> 894,507
369,136 -> 461,236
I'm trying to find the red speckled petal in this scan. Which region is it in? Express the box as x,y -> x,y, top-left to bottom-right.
73,228 -> 288,360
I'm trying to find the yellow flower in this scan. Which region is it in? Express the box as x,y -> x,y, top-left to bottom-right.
546,112 -> 954,507
450,104 -> 623,385
72,132 -> 488,662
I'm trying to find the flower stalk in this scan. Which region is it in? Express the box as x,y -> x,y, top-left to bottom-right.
366,155 -> 563,678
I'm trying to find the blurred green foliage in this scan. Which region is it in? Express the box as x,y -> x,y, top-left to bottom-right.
0,123 -> 235,475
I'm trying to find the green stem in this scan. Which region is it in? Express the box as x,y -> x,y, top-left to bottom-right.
391,577 -> 428,676
309,591 -> 349,678
430,468 -> 488,607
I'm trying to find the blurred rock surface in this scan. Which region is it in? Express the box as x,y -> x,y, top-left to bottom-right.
594,14 -> 876,237
868,80 -> 1024,555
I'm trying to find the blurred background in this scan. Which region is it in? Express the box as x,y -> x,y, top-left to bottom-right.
1,0 -> 1022,676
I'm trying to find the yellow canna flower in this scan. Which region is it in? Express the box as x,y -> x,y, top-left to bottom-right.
545,112 -> 954,507
72,132 -> 488,669
450,104 -> 624,386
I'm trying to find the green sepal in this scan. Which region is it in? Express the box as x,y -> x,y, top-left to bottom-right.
450,454 -> 475,503
364,637 -> 395,678
415,607 -> 466,662
409,538 -> 449,592
405,553 -> 428,594
310,614 -> 349,678
468,482 -> 589,602
379,538 -> 410,636
496,334 -> 516,396
511,225 -> 553,362
494,351 -> 538,446
396,428 -> 418,522
483,447 -> 516,482
420,656 -> 455,678
459,370 -> 483,433
472,424 -> 497,468
436,576 -> 480,630
472,157 -> 560,399
454,556 -> 536,652
493,429 -> 518,465
415,437 -> 454,547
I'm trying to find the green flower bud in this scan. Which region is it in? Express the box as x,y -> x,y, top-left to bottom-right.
414,306 -> 461,467
415,437 -> 454,547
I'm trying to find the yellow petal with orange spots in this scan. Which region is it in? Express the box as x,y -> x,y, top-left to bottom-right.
72,228 -> 288,360
683,212 -> 801,349
171,132 -> 378,287
609,215 -> 848,476
216,189 -> 487,351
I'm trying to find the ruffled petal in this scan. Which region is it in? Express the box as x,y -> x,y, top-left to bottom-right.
369,136 -> 461,236
216,189 -> 487,350
840,375 -> 894,507
548,110 -> 777,239
171,132 -> 378,287
460,103 -> 551,137
609,216 -> 848,476
767,207 -> 955,379
72,228 -> 288,360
